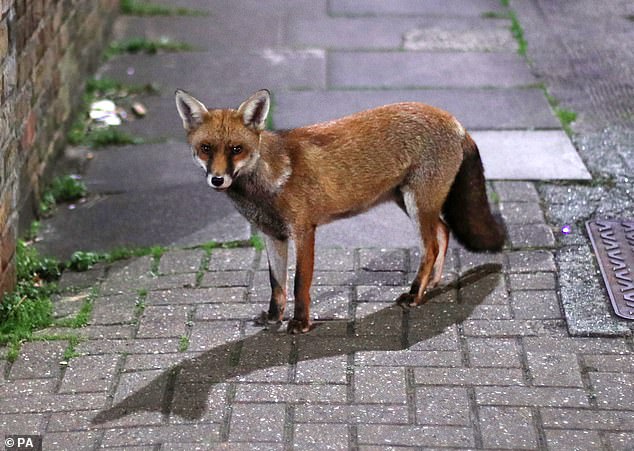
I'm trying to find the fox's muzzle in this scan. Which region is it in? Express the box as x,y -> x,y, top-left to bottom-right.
206,172 -> 232,191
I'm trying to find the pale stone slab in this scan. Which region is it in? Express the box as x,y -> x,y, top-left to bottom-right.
472,130 -> 592,180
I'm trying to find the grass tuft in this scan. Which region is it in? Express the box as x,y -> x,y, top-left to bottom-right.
120,0 -> 209,16
40,175 -> 87,216
555,108 -> 578,132
249,235 -> 265,251
508,11 -> 527,56
482,11 -> 509,19
87,77 -> 160,97
0,241 -> 61,361
86,127 -> 145,148
66,245 -> 167,272
178,335 -> 190,352
497,1 -> 527,57
54,293 -> 94,328
542,88 -> 578,135
67,251 -> 103,272
62,335 -> 81,361
135,297 -> 146,317
107,37 -> 193,58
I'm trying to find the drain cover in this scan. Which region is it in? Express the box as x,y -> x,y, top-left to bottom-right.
586,219 -> 634,320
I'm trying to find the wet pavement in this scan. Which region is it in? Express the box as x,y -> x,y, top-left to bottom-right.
3,0 -> 634,449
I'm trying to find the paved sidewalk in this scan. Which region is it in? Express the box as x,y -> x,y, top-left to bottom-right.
3,0 -> 634,450
4,208 -> 634,449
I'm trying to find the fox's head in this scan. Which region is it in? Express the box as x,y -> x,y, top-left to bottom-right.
175,89 -> 270,191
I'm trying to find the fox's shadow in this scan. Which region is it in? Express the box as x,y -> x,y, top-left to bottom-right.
93,263 -> 502,424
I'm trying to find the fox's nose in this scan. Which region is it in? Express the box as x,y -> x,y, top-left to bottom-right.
211,176 -> 225,187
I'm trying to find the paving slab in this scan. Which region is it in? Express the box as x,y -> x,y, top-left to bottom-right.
83,142 -> 197,193
118,92 -> 250,142
37,139 -> 252,260
329,52 -> 537,88
98,50 -> 326,95
557,245 -> 632,336
36,183 -> 249,260
329,0 -> 504,17
472,130 -> 592,180
403,21 -> 516,52
147,0 -> 328,19
288,16 -> 420,49
288,15 -> 514,51
113,14 -> 285,51
274,88 -> 559,130
316,202 -> 419,248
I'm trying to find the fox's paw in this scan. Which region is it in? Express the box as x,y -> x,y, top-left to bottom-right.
396,293 -> 426,308
287,318 -> 313,334
255,311 -> 283,330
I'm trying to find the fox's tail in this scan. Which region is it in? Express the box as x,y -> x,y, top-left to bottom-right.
442,133 -> 506,252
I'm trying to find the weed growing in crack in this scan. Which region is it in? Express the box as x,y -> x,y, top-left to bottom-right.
178,335 -> 190,352
0,242 -> 61,361
54,290 -> 95,329
39,175 -> 87,216
106,37 -> 194,58
120,0 -> 209,16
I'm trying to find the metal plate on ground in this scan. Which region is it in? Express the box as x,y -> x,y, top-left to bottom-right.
586,219 -> 634,320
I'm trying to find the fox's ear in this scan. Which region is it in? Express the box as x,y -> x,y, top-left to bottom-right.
237,89 -> 270,131
175,89 -> 208,131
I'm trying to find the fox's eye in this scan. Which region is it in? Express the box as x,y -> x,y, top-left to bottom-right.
231,145 -> 243,155
200,144 -> 212,155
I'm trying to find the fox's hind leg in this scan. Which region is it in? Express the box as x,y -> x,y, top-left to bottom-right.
429,219 -> 450,288
397,188 -> 443,306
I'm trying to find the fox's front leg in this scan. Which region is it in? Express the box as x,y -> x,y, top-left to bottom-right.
288,225 -> 316,334
263,235 -> 288,324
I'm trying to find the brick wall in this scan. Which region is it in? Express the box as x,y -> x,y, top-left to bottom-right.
0,0 -> 118,295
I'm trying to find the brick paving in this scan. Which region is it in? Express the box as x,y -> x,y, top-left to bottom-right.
2,185 -> 633,449
3,0 -> 633,449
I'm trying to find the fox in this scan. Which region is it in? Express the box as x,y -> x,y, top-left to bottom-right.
175,89 -> 506,334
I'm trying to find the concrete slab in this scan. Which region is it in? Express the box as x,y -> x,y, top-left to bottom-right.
98,50 -> 325,95
288,17 -> 420,50
316,203 -> 419,248
36,138 -> 254,260
146,0 -> 328,19
472,130 -> 592,180
403,23 -> 516,52
329,0 -> 504,17
113,15 -> 285,51
328,52 -> 537,88
36,184 -> 250,260
289,16 -> 514,52
118,95 -> 184,142
273,89 -> 560,130
118,92 -> 252,142
84,142 -> 197,194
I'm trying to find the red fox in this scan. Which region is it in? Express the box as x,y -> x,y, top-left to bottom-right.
175,89 -> 506,333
